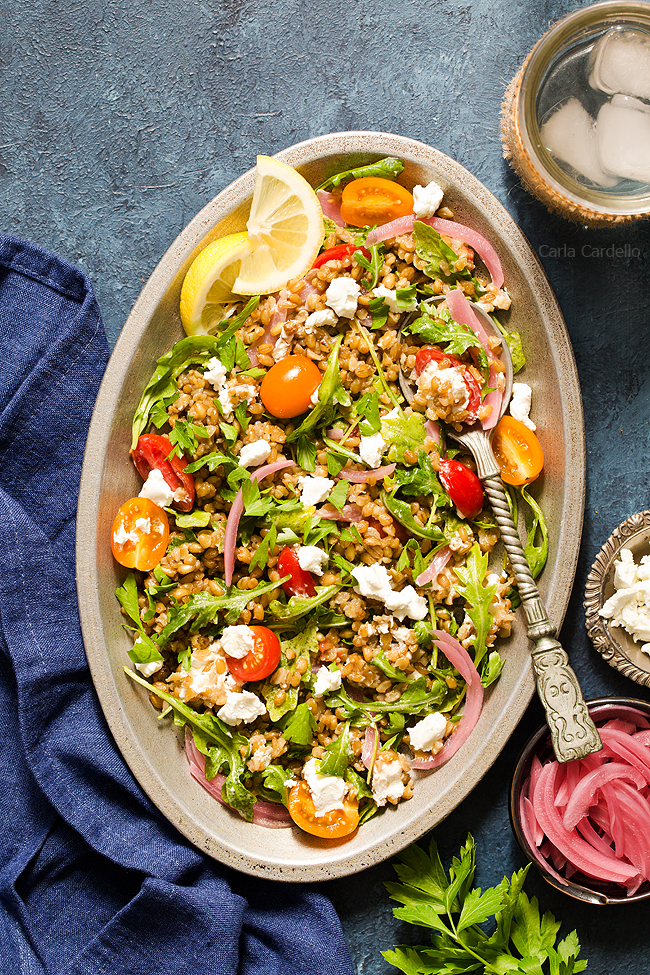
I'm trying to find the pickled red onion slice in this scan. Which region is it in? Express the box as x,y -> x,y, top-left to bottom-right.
444,288 -> 503,431
364,214 -> 504,288
562,762 -> 645,830
410,630 -> 483,770
338,463 -> 396,483
224,459 -> 295,585
316,189 -> 344,225
415,545 -> 452,587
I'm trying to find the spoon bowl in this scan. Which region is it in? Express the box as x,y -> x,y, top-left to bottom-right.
399,294 -> 601,763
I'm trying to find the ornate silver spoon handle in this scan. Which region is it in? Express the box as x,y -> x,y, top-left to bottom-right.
469,432 -> 602,762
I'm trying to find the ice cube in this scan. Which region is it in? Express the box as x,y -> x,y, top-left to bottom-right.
540,97 -> 618,187
596,93 -> 650,183
589,28 -> 650,101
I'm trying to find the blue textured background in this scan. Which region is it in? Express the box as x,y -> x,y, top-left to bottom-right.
3,1 -> 649,971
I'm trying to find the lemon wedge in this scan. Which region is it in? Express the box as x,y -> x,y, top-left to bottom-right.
233,155 -> 324,295
179,231 -> 250,335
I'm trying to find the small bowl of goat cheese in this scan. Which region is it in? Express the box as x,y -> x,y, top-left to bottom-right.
585,510 -> 650,688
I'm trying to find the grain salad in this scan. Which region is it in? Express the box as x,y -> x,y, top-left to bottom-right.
111,155 -> 545,838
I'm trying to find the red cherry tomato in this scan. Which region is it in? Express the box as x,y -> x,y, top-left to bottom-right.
312,243 -> 371,269
111,497 -> 170,570
225,626 -> 282,682
492,416 -> 545,486
414,347 -> 481,421
438,458 -> 484,520
288,780 -> 359,838
339,177 -> 414,227
260,355 -> 322,419
131,434 -> 195,512
367,516 -> 408,545
276,546 -> 317,598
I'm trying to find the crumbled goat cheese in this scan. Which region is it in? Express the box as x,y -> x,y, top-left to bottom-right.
303,757 -> 346,815
135,660 -> 163,678
238,439 -> 271,468
304,308 -> 337,332
600,548 -> 650,652
409,712 -> 447,751
351,564 -> 428,621
510,382 -> 536,431
359,431 -> 386,468
325,277 -> 360,318
217,690 -> 267,726
272,326 -> 293,362
298,475 -> 335,507
372,758 -> 405,807
134,517 -> 151,534
113,524 -> 138,546
203,357 -> 228,389
372,285 -> 418,314
218,383 -> 257,419
412,180 -> 444,218
418,362 -> 469,410
221,625 -> 255,659
297,545 -> 328,576
365,614 -> 395,635
313,666 -> 342,696
139,468 -> 178,507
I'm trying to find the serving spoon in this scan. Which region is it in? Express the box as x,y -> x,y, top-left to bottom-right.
399,297 -> 602,763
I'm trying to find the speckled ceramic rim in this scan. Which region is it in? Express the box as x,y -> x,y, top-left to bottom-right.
585,511 -> 650,687
510,697 -> 650,905
76,131 -> 585,881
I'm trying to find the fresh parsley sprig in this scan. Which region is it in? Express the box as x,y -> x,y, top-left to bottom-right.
383,834 -> 587,975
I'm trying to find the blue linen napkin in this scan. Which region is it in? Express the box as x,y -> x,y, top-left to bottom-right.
0,234 -> 355,975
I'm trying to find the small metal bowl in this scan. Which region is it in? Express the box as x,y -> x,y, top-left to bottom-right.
510,697 -> 650,905
585,511 -> 650,688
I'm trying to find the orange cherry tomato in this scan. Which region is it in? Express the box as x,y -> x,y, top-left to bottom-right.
260,355 -> 322,418
111,497 -> 170,571
225,626 -> 281,682
339,177 -> 414,228
287,780 -> 359,839
492,415 -> 544,486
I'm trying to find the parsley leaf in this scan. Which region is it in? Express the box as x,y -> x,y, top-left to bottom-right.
382,834 -> 587,975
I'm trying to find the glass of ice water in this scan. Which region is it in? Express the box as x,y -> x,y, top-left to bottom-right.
502,1 -> 650,225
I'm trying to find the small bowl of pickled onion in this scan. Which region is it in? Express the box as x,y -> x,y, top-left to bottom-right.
510,698 -> 650,905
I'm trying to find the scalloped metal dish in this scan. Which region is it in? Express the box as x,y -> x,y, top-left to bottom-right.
75,131 -> 585,882
585,511 -> 650,688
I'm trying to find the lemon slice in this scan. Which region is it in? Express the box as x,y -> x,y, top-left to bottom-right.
233,155 -> 323,295
179,231 -> 251,335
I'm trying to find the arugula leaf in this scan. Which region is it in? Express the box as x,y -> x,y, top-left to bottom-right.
115,574 -> 161,660
287,334 -> 349,442
125,667 -> 257,821
316,156 -> 404,191
318,722 -> 353,778
185,450 -> 233,474
520,485 -> 549,580
267,584 -> 342,624
453,543 -> 498,668
329,675 -> 446,719
382,834 -> 588,975
278,701 -> 317,746
368,296 -> 390,329
261,624 -> 317,721
381,489 -> 445,542
166,508 -> 212,529
353,244 -> 384,290
491,313 -> 526,374
131,335 -> 226,448
127,635 -> 163,668
407,304 -> 488,372
381,412 -> 427,463
413,220 -> 470,283
259,764 -> 294,805
157,577 -> 288,643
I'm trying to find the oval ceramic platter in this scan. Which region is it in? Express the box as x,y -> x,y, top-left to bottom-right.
76,132 -> 585,881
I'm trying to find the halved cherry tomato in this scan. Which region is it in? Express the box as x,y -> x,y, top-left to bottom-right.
287,780 -> 359,838
277,546 -> 317,598
339,177 -> 414,228
438,458 -> 484,520
367,515 -> 408,545
131,434 -> 195,512
260,355 -> 322,419
415,346 -> 482,421
492,415 -> 544,486
225,626 -> 281,682
312,243 -> 371,269
111,497 -> 170,571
